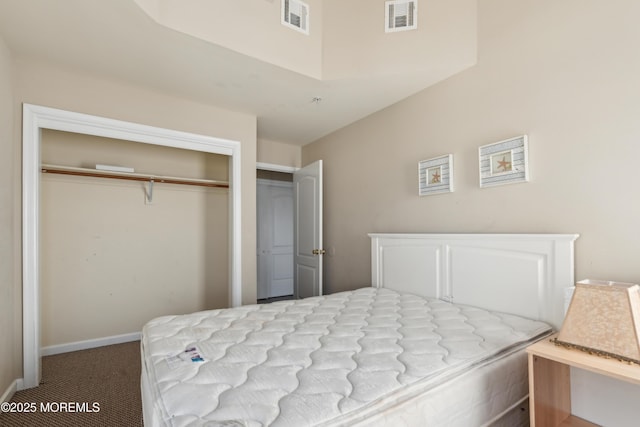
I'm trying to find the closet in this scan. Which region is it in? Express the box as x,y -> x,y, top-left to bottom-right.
40,130 -> 230,351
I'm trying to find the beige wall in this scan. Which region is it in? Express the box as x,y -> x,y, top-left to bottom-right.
41,130 -> 230,180
8,58 -> 258,381
0,36 -> 19,397
13,58 -> 257,305
40,131 -> 229,347
135,0 -> 475,85
257,138 -> 301,168
322,0 -> 476,81
135,0 -> 323,79
303,0 -> 640,294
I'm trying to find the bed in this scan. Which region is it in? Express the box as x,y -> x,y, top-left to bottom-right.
140,233 -> 578,426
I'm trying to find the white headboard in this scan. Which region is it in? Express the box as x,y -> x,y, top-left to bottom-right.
369,233 -> 579,330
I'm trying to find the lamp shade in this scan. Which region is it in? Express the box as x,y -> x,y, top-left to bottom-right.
556,279 -> 640,364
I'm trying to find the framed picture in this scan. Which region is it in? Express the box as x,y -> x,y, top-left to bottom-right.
418,154 -> 453,196
479,135 -> 528,188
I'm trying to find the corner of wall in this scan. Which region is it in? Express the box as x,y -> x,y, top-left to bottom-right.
0,34 -> 20,400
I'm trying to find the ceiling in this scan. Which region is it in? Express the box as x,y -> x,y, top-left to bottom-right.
0,0 -> 474,146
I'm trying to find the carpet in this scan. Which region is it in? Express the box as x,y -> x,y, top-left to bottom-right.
0,340 -> 143,426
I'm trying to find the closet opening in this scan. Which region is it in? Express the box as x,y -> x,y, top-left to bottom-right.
39,130 -> 230,356
22,104 -> 242,390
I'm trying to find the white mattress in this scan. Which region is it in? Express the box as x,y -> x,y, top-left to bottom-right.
141,287 -> 551,426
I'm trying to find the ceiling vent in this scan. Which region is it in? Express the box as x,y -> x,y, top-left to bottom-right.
282,0 -> 309,35
385,0 -> 417,33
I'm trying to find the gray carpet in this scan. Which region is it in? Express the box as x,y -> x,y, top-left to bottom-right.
0,341 -> 143,426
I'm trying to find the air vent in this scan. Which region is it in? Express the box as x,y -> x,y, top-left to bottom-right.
385,0 -> 417,33
282,0 -> 309,35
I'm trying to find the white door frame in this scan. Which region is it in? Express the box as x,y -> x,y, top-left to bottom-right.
256,163 -> 298,300
256,162 -> 299,174
21,103 -> 243,389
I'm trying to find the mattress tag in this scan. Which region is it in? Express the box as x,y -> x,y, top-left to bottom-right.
166,346 -> 205,369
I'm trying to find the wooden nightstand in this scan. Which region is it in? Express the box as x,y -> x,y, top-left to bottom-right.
526,333 -> 640,426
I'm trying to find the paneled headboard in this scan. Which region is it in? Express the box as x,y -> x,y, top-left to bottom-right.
369,233 -> 579,330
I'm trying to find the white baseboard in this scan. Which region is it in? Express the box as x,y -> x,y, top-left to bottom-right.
1,379 -> 19,403
41,332 -> 141,356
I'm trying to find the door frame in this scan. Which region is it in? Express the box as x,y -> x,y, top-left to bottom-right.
256,162 -> 298,300
256,162 -> 298,174
22,103 -> 242,389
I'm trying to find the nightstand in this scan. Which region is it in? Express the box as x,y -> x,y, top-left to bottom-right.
526,333 -> 640,426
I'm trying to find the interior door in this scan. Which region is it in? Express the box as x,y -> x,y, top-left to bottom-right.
257,179 -> 294,299
293,160 -> 323,299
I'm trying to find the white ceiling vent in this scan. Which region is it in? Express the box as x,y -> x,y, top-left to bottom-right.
385,0 -> 417,33
282,0 -> 309,35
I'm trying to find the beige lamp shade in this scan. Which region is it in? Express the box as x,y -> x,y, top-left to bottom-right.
556,279 -> 640,364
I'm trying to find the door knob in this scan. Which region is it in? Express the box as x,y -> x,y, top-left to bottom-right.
312,249 -> 326,255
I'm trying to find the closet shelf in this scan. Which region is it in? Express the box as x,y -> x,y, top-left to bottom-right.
41,164 -> 229,189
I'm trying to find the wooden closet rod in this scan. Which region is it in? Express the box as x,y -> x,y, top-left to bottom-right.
41,164 -> 229,189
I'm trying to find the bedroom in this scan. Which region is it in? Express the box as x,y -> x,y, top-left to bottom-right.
1,0 -> 640,426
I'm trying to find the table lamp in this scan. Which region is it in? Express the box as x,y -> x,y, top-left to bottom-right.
555,279 -> 640,364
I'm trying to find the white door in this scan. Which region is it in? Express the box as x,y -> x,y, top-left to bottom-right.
257,179 -> 294,299
293,160 -> 323,299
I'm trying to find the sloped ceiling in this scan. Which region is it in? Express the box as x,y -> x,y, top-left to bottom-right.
0,0 -> 477,145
